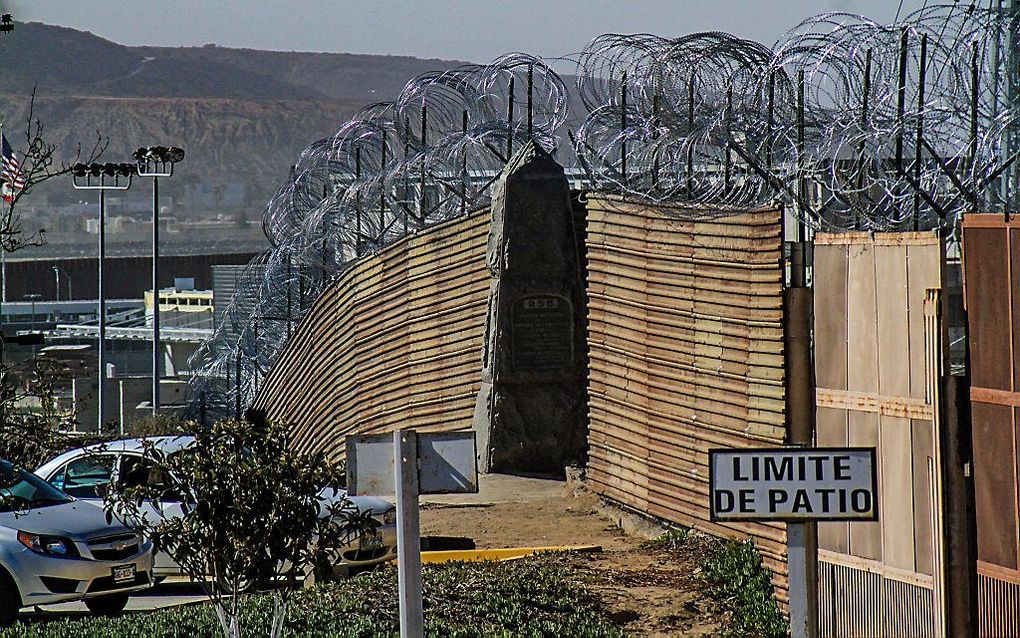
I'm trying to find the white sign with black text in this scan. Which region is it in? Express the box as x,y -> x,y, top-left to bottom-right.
709,447 -> 878,522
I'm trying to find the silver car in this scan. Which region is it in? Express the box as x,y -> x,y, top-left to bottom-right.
0,458 -> 154,627
36,436 -> 397,584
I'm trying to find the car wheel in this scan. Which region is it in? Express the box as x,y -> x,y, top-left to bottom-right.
0,575 -> 20,627
85,592 -> 130,616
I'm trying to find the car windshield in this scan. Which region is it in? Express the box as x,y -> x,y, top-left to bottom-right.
0,460 -> 73,512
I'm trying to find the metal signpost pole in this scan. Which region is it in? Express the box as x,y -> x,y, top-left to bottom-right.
394,429 -> 424,638
99,187 -> 108,432
152,174 -> 160,413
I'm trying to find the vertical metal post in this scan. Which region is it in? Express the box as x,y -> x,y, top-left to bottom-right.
355,147 -> 362,257
461,110 -> 468,215
506,76 -> 515,159
971,42 -> 980,173
152,174 -> 161,413
620,72 -> 628,188
856,49 -> 873,230
380,128 -> 387,236
99,187 -> 107,432
286,256 -> 292,339
527,64 -> 533,139
766,72 -> 775,170
914,34 -> 928,229
404,116 -> 411,233
895,28 -> 909,175
724,84 -> 733,193
419,103 -> 427,219
786,216 -> 818,638
686,72 -> 695,194
652,93 -> 661,189
797,70 -> 806,221
394,429 -> 423,638
321,182 -> 328,285
234,351 -> 241,419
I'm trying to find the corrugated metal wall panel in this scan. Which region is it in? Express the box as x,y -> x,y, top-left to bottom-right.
818,555 -> 935,638
584,195 -> 788,595
978,571 -> 1020,637
251,209 -> 491,459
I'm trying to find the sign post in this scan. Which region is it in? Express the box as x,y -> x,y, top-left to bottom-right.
394,430 -> 423,638
347,430 -> 479,638
709,447 -> 878,638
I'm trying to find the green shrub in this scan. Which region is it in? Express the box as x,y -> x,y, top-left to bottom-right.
9,559 -> 624,638
702,539 -> 787,638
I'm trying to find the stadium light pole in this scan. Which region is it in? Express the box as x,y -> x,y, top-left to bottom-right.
71,162 -> 135,432
0,13 -> 13,34
134,145 -> 184,414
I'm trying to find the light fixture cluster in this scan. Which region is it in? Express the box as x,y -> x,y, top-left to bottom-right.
70,162 -> 136,190
1,14 -> 13,34
134,146 -> 185,177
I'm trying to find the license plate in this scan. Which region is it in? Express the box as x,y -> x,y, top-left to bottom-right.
112,564 -> 135,584
360,530 -> 383,550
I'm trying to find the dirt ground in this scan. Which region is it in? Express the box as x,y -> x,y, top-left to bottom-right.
419,475 -> 724,637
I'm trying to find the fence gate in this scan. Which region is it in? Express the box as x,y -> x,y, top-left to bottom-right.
813,231 -> 946,637
961,214 -> 1020,637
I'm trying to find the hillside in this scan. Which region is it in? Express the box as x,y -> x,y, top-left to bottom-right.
0,22 -> 468,217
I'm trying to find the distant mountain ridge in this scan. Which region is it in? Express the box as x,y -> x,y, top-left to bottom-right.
0,22 -> 469,211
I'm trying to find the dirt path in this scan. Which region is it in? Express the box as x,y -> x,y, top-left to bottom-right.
419,475 -> 723,636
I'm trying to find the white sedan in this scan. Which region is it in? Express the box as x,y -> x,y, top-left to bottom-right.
35,436 -> 397,584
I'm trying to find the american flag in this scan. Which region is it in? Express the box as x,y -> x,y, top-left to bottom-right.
1,133 -> 26,203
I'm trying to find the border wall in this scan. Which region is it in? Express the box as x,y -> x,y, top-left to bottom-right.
583,195 -> 789,595
251,209 -> 491,459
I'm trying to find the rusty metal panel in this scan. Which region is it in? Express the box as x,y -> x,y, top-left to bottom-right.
972,402 -> 1018,570
251,210 -> 491,460
967,227 -> 1011,391
585,195 -> 787,596
962,214 -> 1020,630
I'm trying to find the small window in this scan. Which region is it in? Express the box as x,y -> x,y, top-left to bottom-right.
57,455 -> 116,499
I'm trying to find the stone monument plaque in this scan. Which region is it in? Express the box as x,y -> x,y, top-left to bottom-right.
511,294 -> 573,370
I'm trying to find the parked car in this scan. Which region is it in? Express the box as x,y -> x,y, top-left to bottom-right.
35,436 -> 397,584
0,457 -> 154,626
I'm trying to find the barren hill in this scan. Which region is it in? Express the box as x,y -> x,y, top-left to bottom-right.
0,22 -> 467,211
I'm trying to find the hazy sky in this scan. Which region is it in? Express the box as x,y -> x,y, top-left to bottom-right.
17,1 -> 929,63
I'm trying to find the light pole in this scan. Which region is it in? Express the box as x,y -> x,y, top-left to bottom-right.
52,265 -> 71,301
134,145 -> 184,415
23,293 -> 40,330
71,162 -> 135,432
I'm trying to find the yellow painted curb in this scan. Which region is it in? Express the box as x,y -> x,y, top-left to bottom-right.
420,545 -> 602,564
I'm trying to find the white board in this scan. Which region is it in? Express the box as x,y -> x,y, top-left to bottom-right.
347,431 -> 479,496
709,447 -> 878,522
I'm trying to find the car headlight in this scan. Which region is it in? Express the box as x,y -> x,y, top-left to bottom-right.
382,508 -> 396,525
17,531 -> 77,558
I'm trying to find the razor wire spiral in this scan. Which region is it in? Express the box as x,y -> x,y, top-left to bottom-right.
185,54 -> 568,420
186,4 -> 1020,418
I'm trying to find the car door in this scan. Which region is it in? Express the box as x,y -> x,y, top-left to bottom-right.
116,454 -> 185,573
